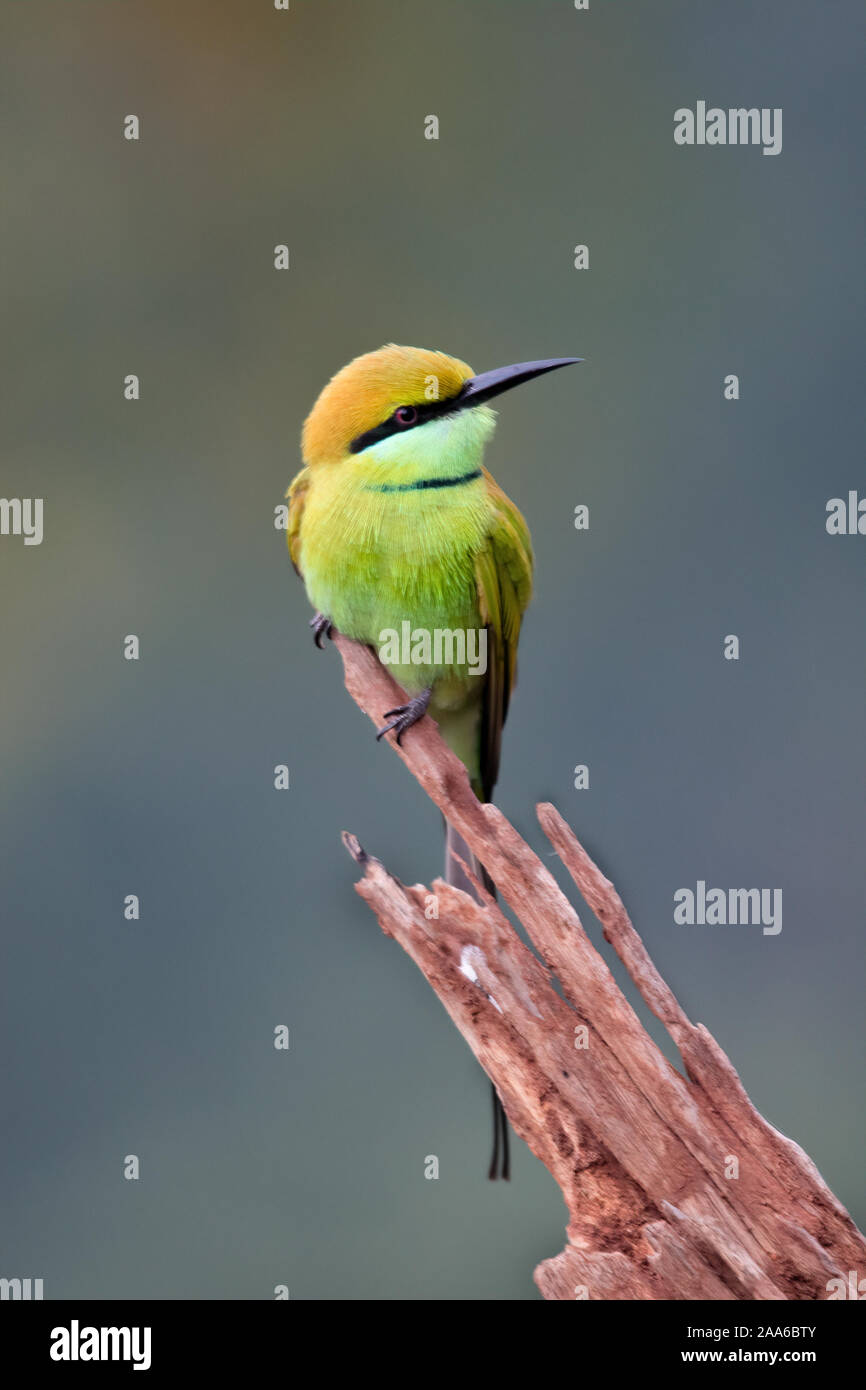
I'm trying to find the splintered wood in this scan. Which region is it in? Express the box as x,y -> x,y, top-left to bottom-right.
334,633 -> 865,1301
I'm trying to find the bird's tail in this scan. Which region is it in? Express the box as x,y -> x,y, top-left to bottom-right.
445,821 -> 510,1181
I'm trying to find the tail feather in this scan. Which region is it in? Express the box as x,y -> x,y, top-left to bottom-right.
445,821 -> 510,1180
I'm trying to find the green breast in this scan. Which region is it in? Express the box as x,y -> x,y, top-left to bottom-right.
302,471 -> 490,698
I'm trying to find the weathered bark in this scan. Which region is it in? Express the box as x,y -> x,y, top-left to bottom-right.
332,632 -> 865,1300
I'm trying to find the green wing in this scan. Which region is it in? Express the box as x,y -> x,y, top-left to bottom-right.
473,469 -> 534,800
285,466 -> 311,576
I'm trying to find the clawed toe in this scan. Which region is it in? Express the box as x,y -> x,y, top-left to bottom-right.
376,709 -> 410,744
375,689 -> 432,746
309,612 -> 333,649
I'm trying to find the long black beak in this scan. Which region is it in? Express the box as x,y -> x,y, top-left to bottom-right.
459,356 -> 582,408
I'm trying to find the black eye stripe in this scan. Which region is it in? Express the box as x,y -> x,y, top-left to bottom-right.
349,391 -> 466,455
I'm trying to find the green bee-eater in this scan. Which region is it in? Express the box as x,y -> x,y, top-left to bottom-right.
286,344 -> 580,1177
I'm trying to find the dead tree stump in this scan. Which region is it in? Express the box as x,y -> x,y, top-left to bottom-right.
332,633 -> 865,1300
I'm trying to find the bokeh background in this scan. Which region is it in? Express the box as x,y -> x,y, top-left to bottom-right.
1,0 -> 863,1300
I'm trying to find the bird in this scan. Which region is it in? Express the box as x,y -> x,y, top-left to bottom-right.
286,344 -> 580,1178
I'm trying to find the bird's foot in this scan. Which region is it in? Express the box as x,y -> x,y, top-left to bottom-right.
309,612 -> 333,649
376,688 -> 432,746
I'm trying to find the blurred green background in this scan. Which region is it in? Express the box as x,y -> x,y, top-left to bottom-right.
1,1 -> 863,1299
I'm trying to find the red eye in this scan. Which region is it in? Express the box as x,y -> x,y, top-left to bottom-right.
394,405 -> 418,427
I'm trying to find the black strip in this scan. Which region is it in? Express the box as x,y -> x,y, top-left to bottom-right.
367,468 -> 482,494
349,390 -> 467,454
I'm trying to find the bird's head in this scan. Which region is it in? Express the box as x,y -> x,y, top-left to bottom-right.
301,344 -> 580,487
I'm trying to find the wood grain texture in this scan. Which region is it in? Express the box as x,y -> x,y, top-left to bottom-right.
333,632 -> 865,1300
